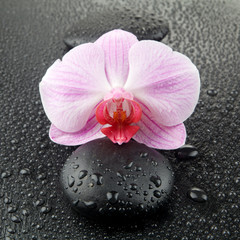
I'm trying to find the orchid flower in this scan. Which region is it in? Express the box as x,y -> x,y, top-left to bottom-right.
39,29 -> 200,149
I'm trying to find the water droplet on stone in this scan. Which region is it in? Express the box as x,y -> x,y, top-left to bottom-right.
68,175 -> 75,187
72,164 -> 79,169
149,184 -> 153,189
78,170 -> 88,179
187,187 -> 208,203
135,166 -> 142,172
126,192 -> 133,198
83,201 -> 97,209
153,190 -> 161,198
73,187 -> 78,192
140,152 -> 148,158
117,171 -> 126,181
130,183 -> 138,190
61,138 -> 173,219
91,173 -> 103,185
106,191 -> 119,204
175,144 -> 199,160
124,161 -> 133,169
139,203 -> 145,210
77,180 -> 83,186
150,175 -> 162,188
63,9 -> 169,49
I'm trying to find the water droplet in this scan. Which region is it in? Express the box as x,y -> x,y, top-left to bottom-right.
8,205 -> 18,213
68,175 -> 75,187
40,206 -> 52,214
72,164 -> 79,169
91,173 -> 103,185
77,180 -> 83,186
138,203 -> 144,209
140,152 -> 148,158
126,192 -> 133,198
73,187 -> 78,193
153,190 -> 161,198
149,184 -> 153,189
230,90 -> 238,97
20,169 -> 30,175
106,191 -> 119,204
35,199 -> 45,206
4,197 -> 12,204
175,144 -> 198,160
150,175 -> 162,188
11,215 -> 21,223
187,187 -> 208,202
151,160 -> 158,166
207,89 -> 218,96
143,191 -> 148,196
234,177 -> 240,184
124,161 -> 133,169
135,166 -> 142,171
37,173 -> 46,180
83,201 -> 97,209
226,104 -> 234,111
7,227 -> 15,234
22,209 -> 29,216
117,181 -> 123,186
78,170 -> 88,179
1,171 -> 11,178
129,183 -> 137,190
117,171 -> 126,181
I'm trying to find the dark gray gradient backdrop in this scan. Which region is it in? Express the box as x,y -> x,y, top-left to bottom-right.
0,0 -> 239,239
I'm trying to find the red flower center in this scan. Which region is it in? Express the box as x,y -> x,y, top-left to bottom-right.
96,96 -> 142,144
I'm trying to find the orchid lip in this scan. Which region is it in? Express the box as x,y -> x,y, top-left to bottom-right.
96,90 -> 142,145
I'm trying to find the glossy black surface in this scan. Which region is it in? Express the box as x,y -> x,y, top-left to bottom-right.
0,0 -> 239,239
60,139 -> 173,219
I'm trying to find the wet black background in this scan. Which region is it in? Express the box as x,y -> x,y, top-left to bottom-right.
0,0 -> 239,239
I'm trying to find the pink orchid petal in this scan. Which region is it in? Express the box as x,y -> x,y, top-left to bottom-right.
133,103 -> 186,149
39,43 -> 111,133
125,40 -> 200,126
95,29 -> 138,88
49,114 -> 105,146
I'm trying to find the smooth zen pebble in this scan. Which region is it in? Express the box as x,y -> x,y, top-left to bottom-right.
60,138 -> 174,220
63,8 -> 169,48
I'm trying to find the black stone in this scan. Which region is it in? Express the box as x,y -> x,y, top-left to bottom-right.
63,9 -> 169,48
175,144 -> 199,160
60,138 -> 174,220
